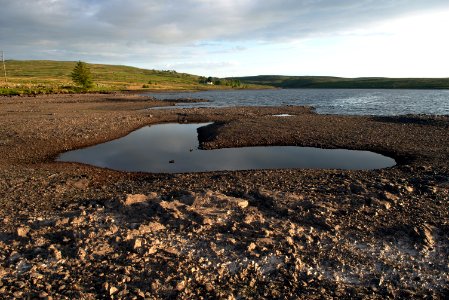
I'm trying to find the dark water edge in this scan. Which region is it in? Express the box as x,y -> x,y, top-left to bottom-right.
143,89 -> 449,116
57,123 -> 396,173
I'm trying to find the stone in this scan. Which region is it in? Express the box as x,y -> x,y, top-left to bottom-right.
350,183 -> 366,194
176,280 -> 186,291
414,223 -> 435,250
16,260 -> 32,273
70,216 -> 86,225
133,238 -> 143,249
55,218 -> 70,226
77,248 -> 87,260
17,226 -> 30,237
67,178 -> 89,189
148,246 -> 157,255
248,242 -> 257,252
124,194 -> 149,206
235,199 -> 249,209
404,186 -> 414,193
48,245 -> 62,260
139,222 -> 166,234
382,191 -> 399,202
109,286 -> 119,295
39,291 -> 49,298
372,199 -> 392,210
13,291 -> 23,298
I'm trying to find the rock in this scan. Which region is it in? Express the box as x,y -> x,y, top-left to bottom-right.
133,238 -> 143,249
16,260 -> 31,273
404,185 -> 414,193
381,191 -> 399,202
39,291 -> 49,298
109,286 -> 119,295
235,199 -> 249,209
72,178 -> 89,189
139,222 -> 166,234
9,251 -> 22,264
413,223 -> 436,251
372,199 -> 392,210
17,226 -> 30,237
202,217 -> 214,225
124,194 -> 149,206
48,245 -> 62,260
176,280 -> 186,291
77,248 -> 87,260
55,218 -> 70,226
13,291 -> 23,298
350,183 -> 366,194
148,246 -> 158,255
248,242 -> 257,252
71,216 -> 86,225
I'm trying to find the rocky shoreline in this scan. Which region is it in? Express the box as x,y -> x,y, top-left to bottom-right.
0,93 -> 448,299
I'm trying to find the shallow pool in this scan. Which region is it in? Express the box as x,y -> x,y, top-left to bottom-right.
57,123 -> 396,173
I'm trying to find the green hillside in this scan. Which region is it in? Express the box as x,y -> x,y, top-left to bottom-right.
0,60 -> 261,95
230,75 -> 449,89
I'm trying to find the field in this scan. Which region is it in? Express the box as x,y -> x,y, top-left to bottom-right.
0,60 -> 263,95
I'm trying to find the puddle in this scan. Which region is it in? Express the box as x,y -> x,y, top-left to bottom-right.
272,114 -> 294,117
57,123 -> 396,173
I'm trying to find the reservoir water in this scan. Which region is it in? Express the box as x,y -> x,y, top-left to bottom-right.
57,123 -> 396,173
143,89 -> 449,116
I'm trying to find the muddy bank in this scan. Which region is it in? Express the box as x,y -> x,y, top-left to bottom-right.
0,93 -> 448,299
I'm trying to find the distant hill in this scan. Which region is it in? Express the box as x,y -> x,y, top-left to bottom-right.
0,60 -> 264,95
229,75 -> 449,89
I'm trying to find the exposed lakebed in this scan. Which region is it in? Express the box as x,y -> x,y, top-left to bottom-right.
57,123 -> 396,173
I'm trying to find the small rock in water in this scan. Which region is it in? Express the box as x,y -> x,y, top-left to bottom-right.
169,160 -> 175,163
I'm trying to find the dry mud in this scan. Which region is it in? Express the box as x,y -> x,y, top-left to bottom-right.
0,93 -> 448,299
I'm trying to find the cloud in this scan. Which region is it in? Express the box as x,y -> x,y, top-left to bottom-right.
1,0 -> 449,75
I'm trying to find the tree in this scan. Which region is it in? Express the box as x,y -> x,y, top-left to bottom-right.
71,61 -> 93,89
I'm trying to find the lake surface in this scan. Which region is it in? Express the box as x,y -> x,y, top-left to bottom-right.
143,89 -> 449,116
57,123 -> 396,173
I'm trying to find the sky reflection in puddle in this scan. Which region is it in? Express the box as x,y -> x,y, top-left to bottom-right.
57,123 -> 396,173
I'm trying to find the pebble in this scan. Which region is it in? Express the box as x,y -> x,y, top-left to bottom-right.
17,226 -> 30,237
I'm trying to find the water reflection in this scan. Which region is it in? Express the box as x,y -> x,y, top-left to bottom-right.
57,123 -> 396,173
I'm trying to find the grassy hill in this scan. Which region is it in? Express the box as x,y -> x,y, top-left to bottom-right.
230,75 -> 449,89
0,60 -> 262,95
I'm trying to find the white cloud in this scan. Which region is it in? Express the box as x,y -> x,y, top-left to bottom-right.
1,0 -> 449,76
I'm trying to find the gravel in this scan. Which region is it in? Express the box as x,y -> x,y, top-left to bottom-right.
0,93 -> 448,299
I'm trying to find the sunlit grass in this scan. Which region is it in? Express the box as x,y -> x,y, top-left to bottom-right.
0,60 -> 267,95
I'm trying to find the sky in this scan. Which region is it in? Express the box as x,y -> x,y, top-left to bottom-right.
1,0 -> 449,78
